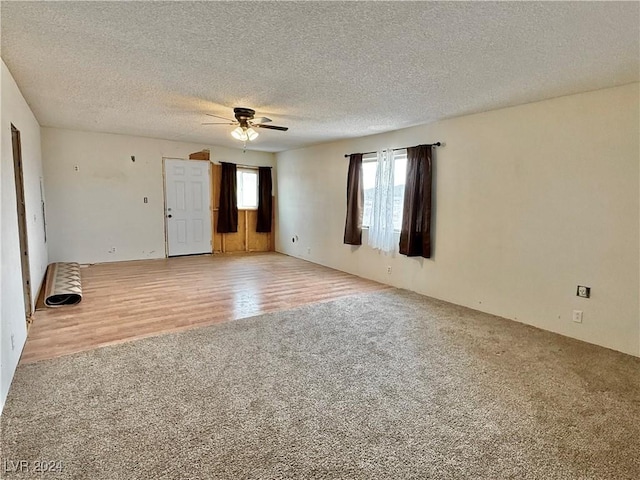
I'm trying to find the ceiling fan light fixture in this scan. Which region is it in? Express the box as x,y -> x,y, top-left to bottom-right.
231,126 -> 259,142
209,108 -> 286,143
231,126 -> 248,141
246,127 -> 259,141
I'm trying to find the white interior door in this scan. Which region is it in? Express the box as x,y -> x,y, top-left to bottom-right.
164,158 -> 212,257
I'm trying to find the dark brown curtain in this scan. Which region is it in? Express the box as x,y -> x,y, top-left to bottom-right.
217,162 -> 238,233
399,145 -> 433,258
256,167 -> 272,232
343,153 -> 363,245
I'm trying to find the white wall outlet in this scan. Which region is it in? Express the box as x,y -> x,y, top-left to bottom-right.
73,165 -> 79,172
387,266 -> 392,274
108,246 -> 116,254
572,310 -> 583,323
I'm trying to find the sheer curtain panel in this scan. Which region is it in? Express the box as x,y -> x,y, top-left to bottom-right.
368,149 -> 396,252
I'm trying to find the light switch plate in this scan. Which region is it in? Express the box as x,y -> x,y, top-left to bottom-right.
577,286 -> 591,298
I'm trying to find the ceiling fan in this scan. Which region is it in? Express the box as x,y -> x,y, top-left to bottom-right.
202,107 -> 288,142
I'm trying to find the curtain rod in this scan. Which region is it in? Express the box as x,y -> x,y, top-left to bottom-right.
343,142 -> 442,158
218,162 -> 270,169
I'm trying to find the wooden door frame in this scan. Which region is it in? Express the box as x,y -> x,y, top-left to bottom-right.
11,124 -> 33,324
161,157 -> 213,258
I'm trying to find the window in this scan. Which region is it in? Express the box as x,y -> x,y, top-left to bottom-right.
362,150 -> 406,230
392,150 -> 407,231
237,168 -> 258,209
362,153 -> 377,228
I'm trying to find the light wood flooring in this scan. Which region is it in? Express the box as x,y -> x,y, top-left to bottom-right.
22,252 -> 390,364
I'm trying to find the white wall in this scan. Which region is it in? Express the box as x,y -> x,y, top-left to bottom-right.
1,60 -> 48,412
276,83 -> 640,357
42,128 -> 275,264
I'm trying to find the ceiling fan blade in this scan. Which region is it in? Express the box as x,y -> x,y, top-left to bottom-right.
255,124 -> 288,131
206,113 -> 234,121
201,122 -> 236,125
252,117 -> 271,124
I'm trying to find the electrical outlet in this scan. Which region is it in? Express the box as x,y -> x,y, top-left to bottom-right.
576,286 -> 591,298
572,310 -> 583,323
73,165 -> 79,172
108,246 -> 116,254
387,266 -> 392,274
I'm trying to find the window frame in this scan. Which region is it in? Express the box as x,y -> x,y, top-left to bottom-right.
361,150 -> 407,233
236,167 -> 259,210
391,149 -> 407,233
361,153 -> 378,229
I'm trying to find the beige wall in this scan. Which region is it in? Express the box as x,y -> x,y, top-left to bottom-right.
276,83 -> 640,357
41,128 -> 275,264
1,61 -> 48,412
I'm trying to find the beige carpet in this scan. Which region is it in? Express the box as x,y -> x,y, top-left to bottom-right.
2,290 -> 639,479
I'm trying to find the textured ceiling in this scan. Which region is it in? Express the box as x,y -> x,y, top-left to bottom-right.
1,1 -> 638,152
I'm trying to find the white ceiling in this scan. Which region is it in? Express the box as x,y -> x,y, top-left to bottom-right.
1,1 -> 638,153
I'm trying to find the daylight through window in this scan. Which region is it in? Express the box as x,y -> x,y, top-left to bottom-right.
237,168 -> 258,209
362,150 -> 406,231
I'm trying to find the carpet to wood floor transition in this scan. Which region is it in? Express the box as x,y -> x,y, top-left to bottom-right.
2,290 -> 639,479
